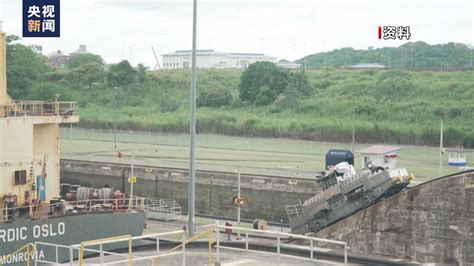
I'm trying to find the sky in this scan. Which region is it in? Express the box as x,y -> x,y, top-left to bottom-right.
0,0 -> 472,68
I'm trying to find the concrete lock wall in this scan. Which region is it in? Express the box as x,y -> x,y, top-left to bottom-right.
59,160 -> 318,222
315,170 -> 474,265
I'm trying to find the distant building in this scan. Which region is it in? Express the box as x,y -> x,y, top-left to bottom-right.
48,45 -> 90,68
49,50 -> 70,68
161,49 -> 276,69
358,145 -> 401,169
277,59 -> 301,69
348,63 -> 386,69
70,44 -> 90,56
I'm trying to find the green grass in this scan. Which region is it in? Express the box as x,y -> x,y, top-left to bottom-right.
75,69 -> 474,148
60,128 -> 468,180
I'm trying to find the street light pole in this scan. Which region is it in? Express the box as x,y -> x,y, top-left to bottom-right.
113,87 -> 118,149
323,40 -> 326,70
131,153 -> 134,195
237,167 -> 241,240
188,0 -> 198,237
439,119 -> 443,177
351,86 -> 355,153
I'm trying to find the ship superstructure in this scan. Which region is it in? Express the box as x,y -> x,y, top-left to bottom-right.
0,27 -> 79,213
0,25 -> 146,265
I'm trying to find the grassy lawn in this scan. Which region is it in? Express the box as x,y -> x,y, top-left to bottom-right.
60,128 -> 468,180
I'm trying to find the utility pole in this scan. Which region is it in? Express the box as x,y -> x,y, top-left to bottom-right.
113,87 -> 117,149
400,48 -> 403,69
351,87 -> 355,153
70,123 -> 73,158
439,119 -> 443,177
131,152 -> 134,198
323,40 -> 326,70
470,42 -> 473,69
188,0 -> 198,237
388,50 -> 391,68
237,167 -> 241,240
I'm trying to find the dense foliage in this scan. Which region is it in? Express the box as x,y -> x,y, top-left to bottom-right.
5,36 -> 474,147
297,42 -> 473,70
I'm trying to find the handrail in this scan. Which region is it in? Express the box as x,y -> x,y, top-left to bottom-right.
0,196 -> 147,224
30,223 -> 348,265
208,223 -> 349,265
0,242 -> 36,266
0,100 -> 77,117
79,235 -> 132,266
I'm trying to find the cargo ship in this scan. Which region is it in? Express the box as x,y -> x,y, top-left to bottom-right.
0,26 -> 146,265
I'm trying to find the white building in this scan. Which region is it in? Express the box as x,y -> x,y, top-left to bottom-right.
162,49 -> 276,69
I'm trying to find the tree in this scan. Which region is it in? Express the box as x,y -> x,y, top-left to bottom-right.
66,63 -> 104,89
254,85 -> 277,106
239,62 -> 288,105
197,86 -> 232,108
107,60 -> 137,87
275,83 -> 302,109
6,43 -> 51,98
68,53 -> 104,69
287,70 -> 312,96
137,63 -> 149,84
6,35 -> 20,44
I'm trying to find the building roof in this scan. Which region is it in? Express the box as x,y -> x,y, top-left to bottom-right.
174,49 -> 215,53
350,63 -> 386,69
445,147 -> 474,153
229,52 -> 265,56
326,149 -> 354,157
162,50 -> 273,58
358,145 -> 402,155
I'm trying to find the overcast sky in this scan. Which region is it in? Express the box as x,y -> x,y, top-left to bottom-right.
1,0 -> 472,67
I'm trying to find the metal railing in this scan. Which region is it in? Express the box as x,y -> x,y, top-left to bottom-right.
146,197 -> 182,221
32,223 -> 348,265
1,100 -> 77,117
0,196 -> 146,224
285,199 -> 304,218
35,230 -> 193,266
208,222 -> 349,265
0,243 -> 36,266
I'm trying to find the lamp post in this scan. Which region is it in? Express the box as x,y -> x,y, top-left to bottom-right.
113,87 -> 118,149
351,86 -> 355,153
237,167 -> 241,240
187,0 -> 198,237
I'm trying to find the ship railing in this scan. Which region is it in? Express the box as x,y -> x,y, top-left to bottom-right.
0,197 -> 147,224
0,100 -> 77,117
145,197 -> 182,221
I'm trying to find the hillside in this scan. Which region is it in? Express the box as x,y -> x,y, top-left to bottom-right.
296,42 -> 473,70
5,38 -> 474,148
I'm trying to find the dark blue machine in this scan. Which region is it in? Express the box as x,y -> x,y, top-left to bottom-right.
325,149 -> 354,169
